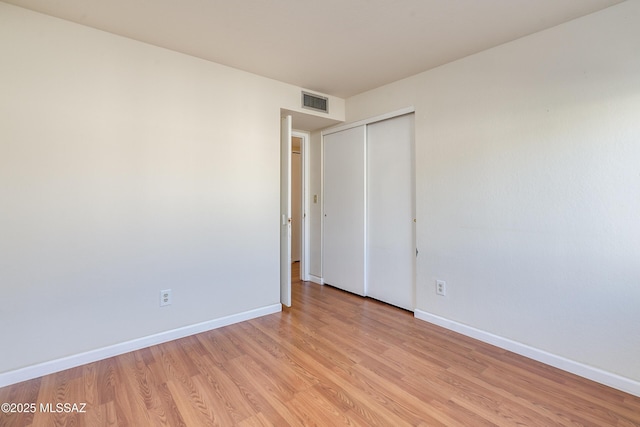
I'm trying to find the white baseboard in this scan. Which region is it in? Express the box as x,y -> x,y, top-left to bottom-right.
0,303 -> 282,388
414,309 -> 640,397
308,275 -> 324,285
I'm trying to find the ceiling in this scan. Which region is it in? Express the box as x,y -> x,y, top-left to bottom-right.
4,0 -> 624,98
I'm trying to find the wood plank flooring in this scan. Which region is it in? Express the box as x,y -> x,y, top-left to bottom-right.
1,266 -> 639,426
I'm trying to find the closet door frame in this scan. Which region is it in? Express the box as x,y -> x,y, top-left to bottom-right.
321,107 -> 415,302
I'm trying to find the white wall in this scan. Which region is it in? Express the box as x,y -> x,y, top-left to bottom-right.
0,3 -> 344,379
346,2 -> 640,388
308,131 -> 323,280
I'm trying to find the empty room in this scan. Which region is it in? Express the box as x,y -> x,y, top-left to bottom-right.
1,0 -> 639,425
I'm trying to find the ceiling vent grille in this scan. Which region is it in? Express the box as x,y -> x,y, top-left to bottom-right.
302,91 -> 328,113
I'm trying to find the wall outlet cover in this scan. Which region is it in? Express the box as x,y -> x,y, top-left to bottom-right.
436,280 -> 446,296
160,289 -> 172,306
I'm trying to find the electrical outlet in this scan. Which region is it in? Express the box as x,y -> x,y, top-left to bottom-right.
160,289 -> 172,307
436,280 -> 446,296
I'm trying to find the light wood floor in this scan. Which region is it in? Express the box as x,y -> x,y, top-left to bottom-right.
1,266 -> 639,426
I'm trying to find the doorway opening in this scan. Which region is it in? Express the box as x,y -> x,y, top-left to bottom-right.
291,131 -> 309,283
280,109 -> 343,308
280,115 -> 310,307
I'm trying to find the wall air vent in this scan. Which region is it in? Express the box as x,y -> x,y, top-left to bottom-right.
302,91 -> 329,113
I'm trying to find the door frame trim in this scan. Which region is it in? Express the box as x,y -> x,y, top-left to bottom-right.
292,130 -> 310,282
322,106 -> 415,136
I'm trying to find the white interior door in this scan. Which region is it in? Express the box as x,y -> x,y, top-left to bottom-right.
366,114 -> 415,310
323,125 -> 366,296
280,115 -> 292,307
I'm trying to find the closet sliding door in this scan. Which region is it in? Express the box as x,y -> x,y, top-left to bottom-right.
366,114 -> 415,310
322,125 -> 366,296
